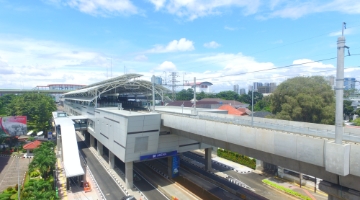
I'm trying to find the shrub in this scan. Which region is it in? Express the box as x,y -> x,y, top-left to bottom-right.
217,149 -> 256,169
6,187 -> 13,192
30,171 -> 40,178
262,179 -> 312,200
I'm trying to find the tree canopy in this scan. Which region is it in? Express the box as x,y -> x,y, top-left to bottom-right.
174,89 -> 263,107
1,93 -> 56,133
270,76 -> 335,125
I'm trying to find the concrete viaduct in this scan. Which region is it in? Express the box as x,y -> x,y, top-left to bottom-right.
159,110 -> 360,200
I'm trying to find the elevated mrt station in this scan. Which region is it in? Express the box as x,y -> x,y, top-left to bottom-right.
60,74 -> 214,189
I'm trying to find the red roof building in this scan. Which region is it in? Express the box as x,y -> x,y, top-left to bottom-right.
23,140 -> 42,150
218,105 -> 247,116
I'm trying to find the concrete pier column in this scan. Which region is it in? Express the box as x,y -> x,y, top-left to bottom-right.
97,141 -> 103,156
167,156 -> 180,178
328,195 -> 343,200
205,148 -> 212,171
256,159 -> 264,171
299,173 -> 304,187
125,162 -> 133,189
90,135 -> 95,148
168,157 -> 172,178
109,151 -> 115,169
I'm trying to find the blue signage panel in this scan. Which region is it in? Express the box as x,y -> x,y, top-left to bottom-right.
172,155 -> 180,178
48,131 -> 52,140
140,150 -> 177,161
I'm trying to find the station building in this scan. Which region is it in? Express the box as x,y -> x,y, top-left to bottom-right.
56,74 -> 216,189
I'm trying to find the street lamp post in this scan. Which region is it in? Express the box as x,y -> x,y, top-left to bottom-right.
18,157 -> 20,200
251,85 -> 254,126
152,75 -> 155,112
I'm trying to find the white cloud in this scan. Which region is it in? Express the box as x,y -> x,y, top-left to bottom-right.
148,38 -> 194,53
224,26 -> 237,31
155,61 -> 177,71
183,53 -> 353,92
149,0 -> 261,20
134,55 -> 148,61
0,36 -> 115,89
271,39 -> 283,44
263,0 -> 360,19
328,28 -> 354,37
204,41 -> 220,49
47,0 -> 138,16
148,0 -> 166,10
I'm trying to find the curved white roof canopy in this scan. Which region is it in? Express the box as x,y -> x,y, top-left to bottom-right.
63,74 -> 171,103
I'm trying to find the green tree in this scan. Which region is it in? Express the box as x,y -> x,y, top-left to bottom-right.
237,91 -> 263,106
196,91 -> 207,100
29,141 -> 56,179
353,118 -> 360,126
215,91 -> 239,100
5,93 -> 56,133
176,89 -> 194,101
254,96 -> 271,112
270,76 -> 335,124
344,100 -> 354,121
0,94 -> 16,116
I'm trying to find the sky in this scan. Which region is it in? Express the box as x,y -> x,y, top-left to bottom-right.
0,0 -> 360,92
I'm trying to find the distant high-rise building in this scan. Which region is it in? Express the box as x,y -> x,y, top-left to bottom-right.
324,75 -> 335,88
239,88 -> 246,95
258,86 -> 270,94
248,85 -> 253,93
253,82 -> 263,92
269,83 -> 277,93
153,76 -> 163,85
233,84 -> 239,94
258,82 -> 277,94
344,78 -> 356,90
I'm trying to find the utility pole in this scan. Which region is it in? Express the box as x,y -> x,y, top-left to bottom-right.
183,72 -> 187,90
251,85 -> 254,126
335,22 -> 346,144
170,72 -> 179,100
152,75 -> 155,112
163,71 -> 167,85
193,77 -> 197,115
18,157 -> 20,200
111,58 -> 112,78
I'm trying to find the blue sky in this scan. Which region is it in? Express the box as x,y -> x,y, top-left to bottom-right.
0,0 -> 360,92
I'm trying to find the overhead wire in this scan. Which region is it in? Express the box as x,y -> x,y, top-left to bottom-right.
168,23 -> 360,72
196,56 -> 340,81
210,65 -> 360,84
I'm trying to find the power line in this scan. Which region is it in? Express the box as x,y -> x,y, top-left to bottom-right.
172,24 -> 360,71
196,56 -> 339,81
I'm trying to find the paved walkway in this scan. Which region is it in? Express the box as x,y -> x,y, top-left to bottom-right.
0,155 -> 30,192
267,177 -> 327,200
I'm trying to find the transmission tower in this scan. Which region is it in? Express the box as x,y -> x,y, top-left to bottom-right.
170,72 -> 179,100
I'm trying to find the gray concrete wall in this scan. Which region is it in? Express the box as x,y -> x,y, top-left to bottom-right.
162,113 -> 360,191
198,112 -> 360,136
64,103 -> 211,163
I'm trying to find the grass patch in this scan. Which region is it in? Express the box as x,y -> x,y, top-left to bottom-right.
262,179 -> 312,200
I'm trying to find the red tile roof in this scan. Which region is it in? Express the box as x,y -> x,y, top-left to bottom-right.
23,140 -> 42,150
218,105 -> 247,116
237,107 -> 251,115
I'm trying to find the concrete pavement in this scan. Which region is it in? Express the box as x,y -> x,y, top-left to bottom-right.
189,150 -> 328,200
